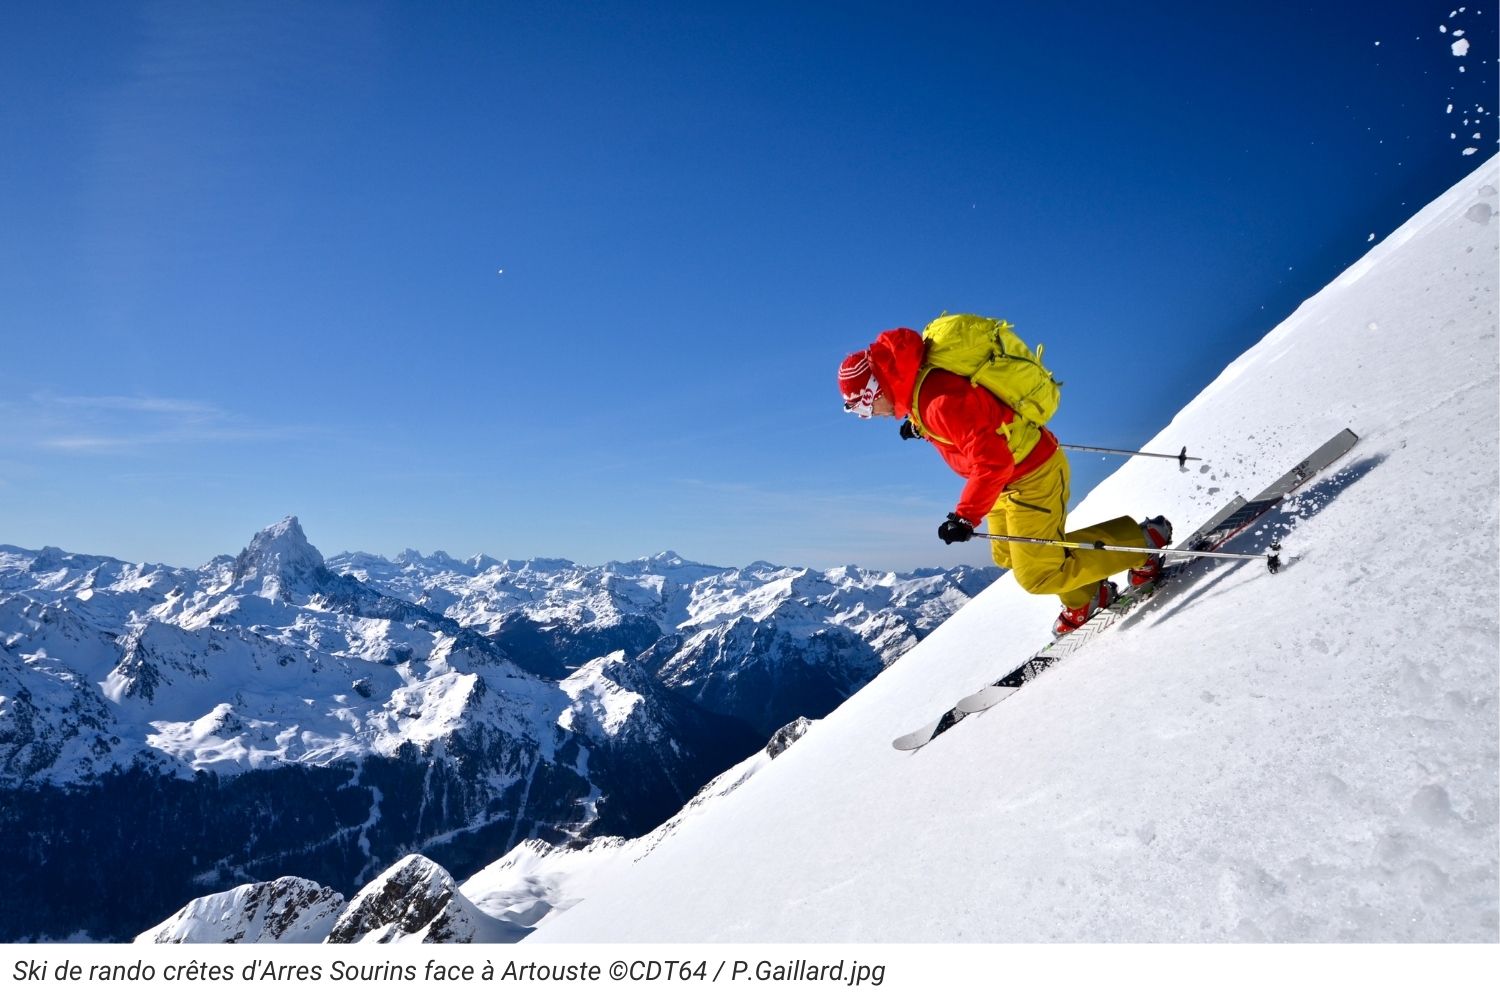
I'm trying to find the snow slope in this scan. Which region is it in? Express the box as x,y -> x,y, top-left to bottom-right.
527,158 -> 1500,943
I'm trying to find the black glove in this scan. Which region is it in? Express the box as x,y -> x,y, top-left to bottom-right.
899,418 -> 921,441
937,513 -> 974,545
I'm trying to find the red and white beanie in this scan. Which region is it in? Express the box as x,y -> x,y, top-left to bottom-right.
838,349 -> 883,418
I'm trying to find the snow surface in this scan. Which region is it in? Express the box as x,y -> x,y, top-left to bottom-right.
520,157 -> 1500,943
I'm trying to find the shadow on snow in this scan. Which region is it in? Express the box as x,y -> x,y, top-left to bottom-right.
1119,453 -> 1387,632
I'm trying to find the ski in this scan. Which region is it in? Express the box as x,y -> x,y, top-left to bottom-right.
891,708 -> 967,752
892,428 -> 1359,750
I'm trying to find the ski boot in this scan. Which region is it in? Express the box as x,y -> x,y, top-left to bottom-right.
1127,515 -> 1173,588
1052,580 -> 1119,637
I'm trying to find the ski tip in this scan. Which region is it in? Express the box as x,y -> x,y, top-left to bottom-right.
892,709 -> 964,751
891,725 -> 934,751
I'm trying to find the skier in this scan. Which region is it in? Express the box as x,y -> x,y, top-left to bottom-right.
838,324 -> 1172,636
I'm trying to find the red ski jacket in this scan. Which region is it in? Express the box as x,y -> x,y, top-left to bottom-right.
867,327 -> 1059,526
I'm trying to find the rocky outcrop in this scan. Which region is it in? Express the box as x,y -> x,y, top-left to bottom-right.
136,876 -> 345,943
326,855 -> 519,943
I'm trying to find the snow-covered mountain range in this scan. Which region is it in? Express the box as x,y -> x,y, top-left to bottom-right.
0,519 -> 994,942
134,156 -> 1499,944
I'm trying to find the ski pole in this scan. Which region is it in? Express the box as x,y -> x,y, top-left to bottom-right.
900,421 -> 1200,468
1060,443 -> 1200,468
971,531 -> 1283,572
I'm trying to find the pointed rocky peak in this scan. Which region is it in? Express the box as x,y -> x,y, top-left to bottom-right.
766,717 -> 813,759
230,516 -> 328,600
326,854 -> 518,943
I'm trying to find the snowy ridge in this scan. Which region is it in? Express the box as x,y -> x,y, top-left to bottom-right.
136,877 -> 345,944
326,547 -> 987,651
517,157 -> 1499,942
2,527 -> 984,785
559,653 -> 650,739
2,507 -> 991,941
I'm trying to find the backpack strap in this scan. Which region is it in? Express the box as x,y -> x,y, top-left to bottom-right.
906,366 -> 951,446
910,365 -> 1026,449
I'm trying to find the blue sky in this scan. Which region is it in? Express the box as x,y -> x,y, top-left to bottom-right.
1,1 -> 1494,572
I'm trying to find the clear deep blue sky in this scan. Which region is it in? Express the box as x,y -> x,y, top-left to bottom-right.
2,1 -> 1494,571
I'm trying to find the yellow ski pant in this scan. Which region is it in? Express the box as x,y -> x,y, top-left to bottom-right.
986,448 -> 1150,609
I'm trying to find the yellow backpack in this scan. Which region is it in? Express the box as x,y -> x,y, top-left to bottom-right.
907,314 -> 1061,457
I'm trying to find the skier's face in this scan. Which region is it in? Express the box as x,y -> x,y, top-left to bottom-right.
844,385 -> 894,419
